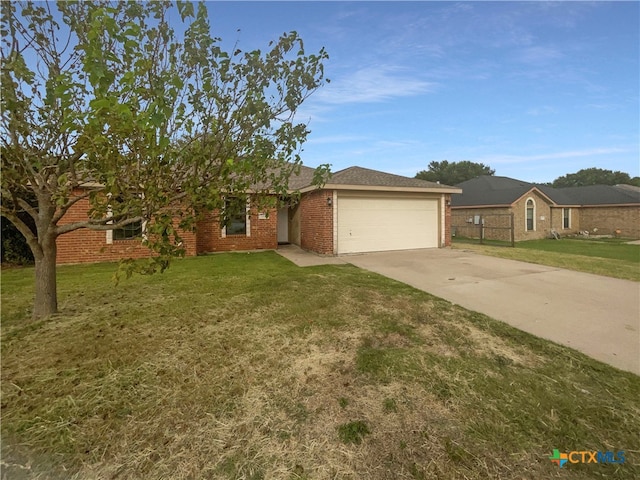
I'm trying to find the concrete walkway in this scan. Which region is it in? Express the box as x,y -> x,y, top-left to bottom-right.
277,245 -> 640,375
276,244 -> 347,267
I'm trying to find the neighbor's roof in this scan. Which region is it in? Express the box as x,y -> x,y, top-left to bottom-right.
614,184 -> 640,194
536,185 -> 578,206
555,185 -> 640,206
451,175 -> 640,207
295,166 -> 461,193
452,176 -> 542,207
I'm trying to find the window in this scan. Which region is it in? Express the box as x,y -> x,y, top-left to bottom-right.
113,220 -> 143,240
563,208 -> 571,229
223,196 -> 248,236
106,194 -> 144,244
526,198 -> 535,231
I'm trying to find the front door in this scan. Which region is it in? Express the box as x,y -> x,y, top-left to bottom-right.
277,207 -> 289,243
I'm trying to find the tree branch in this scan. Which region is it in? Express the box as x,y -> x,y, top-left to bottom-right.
15,197 -> 38,221
54,215 -> 144,236
0,209 -> 37,247
50,188 -> 94,224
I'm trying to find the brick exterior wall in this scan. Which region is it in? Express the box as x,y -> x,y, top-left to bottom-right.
300,189 -> 334,254
452,207 -> 513,242
451,190 -> 584,242
549,206 -> 580,237
579,206 -> 640,239
195,202 -> 277,253
450,189 -> 640,243
56,191 -> 197,265
444,194 -> 452,247
56,188 -> 462,263
289,203 -> 301,246
511,191 -> 553,241
453,203 -> 640,241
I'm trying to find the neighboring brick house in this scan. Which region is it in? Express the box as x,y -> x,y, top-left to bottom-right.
55,166 -> 461,264
554,185 -> 640,239
451,176 -> 640,241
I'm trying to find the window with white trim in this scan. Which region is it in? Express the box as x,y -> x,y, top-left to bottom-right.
105,194 -> 145,244
526,198 -> 535,231
562,208 -> 571,229
113,220 -> 143,240
222,196 -> 249,236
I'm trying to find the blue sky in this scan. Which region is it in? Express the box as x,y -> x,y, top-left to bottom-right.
206,1 -> 639,183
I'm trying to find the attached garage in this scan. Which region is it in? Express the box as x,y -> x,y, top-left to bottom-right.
337,192 -> 439,254
293,166 -> 461,256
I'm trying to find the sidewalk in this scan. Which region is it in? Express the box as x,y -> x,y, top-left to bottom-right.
276,244 -> 346,267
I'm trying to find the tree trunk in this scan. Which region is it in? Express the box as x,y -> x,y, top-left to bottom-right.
33,235 -> 58,318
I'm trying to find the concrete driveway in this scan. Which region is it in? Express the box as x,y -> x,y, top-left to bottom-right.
344,248 -> 640,375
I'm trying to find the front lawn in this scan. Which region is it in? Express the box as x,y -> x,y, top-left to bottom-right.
2,253 -> 639,479
518,238 -> 640,262
453,238 -> 640,281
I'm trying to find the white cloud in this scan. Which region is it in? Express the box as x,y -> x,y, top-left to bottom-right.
315,65 -> 437,105
585,103 -> 622,111
526,105 -> 558,116
478,147 -> 630,165
518,46 -> 564,65
306,134 -> 370,145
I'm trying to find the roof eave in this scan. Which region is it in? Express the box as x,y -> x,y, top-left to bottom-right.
512,186 -> 557,206
296,184 -> 462,194
451,204 -> 511,209
579,203 -> 640,207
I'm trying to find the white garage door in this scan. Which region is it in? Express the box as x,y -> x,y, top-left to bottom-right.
337,194 -> 439,254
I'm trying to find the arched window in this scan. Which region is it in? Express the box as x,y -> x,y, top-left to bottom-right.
526,198 -> 535,231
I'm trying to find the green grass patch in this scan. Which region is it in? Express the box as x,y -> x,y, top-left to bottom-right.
518,238 -> 640,262
453,235 -> 514,248
382,398 -> 398,413
355,339 -> 423,383
453,238 -> 640,281
2,252 -> 639,479
337,421 -> 371,445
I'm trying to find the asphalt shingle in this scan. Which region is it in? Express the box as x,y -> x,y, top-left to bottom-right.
452,175 -> 640,207
290,165 -> 457,191
556,185 -> 640,205
452,176 -> 535,206
329,166 -> 455,189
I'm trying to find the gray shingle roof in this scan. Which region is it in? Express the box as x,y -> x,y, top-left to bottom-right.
556,185 -> 640,205
615,184 -> 640,194
452,176 -> 537,206
287,164 -> 318,191
451,176 -> 640,207
537,185 -> 578,205
290,165 -> 459,192
329,166 -> 456,189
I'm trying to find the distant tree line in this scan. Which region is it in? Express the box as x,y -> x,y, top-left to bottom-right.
415,162 -> 640,188
549,168 -> 640,188
415,160 -> 495,186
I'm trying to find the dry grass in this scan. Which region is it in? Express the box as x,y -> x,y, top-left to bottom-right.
1,252 -> 639,479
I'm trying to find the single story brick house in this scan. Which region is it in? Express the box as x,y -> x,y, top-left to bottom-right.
451,176 -> 640,241
56,166 -> 461,264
